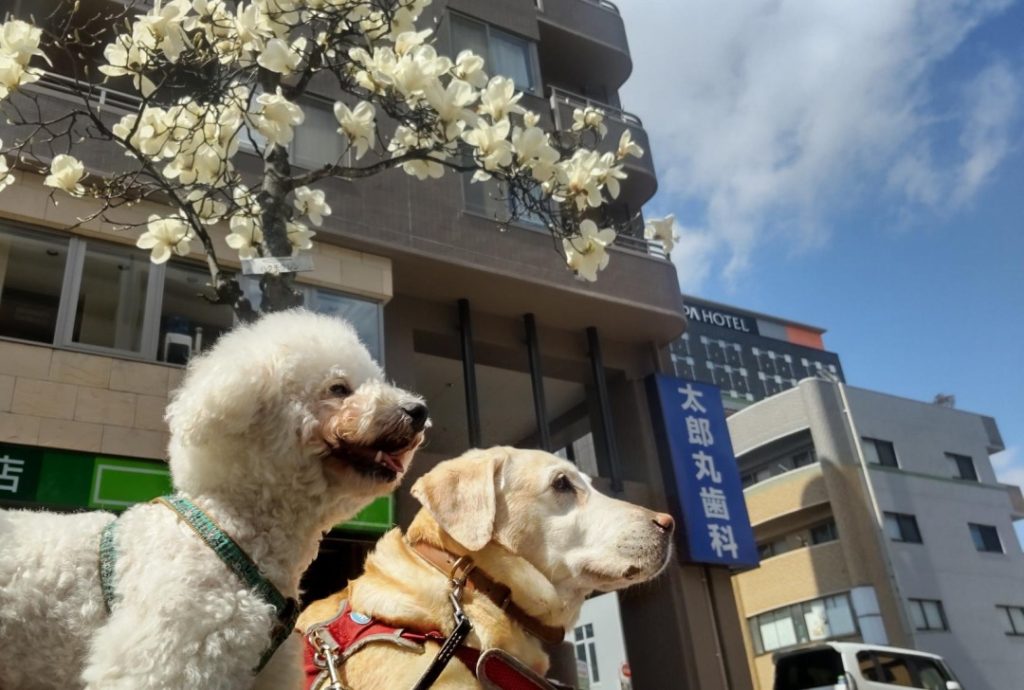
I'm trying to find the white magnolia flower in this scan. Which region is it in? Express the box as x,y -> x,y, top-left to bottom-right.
478,77 -> 524,123
226,213 -> 263,260
0,20 -> 47,67
571,106 -> 608,138
392,44 -> 451,100
557,149 -> 605,211
187,190 -> 227,225
43,154 -> 86,196
617,130 -> 644,159
513,126 -> 560,183
454,50 -> 487,88
425,78 -> 477,140
287,221 -> 315,252
462,119 -> 513,179
257,36 -> 306,75
523,111 -> 541,128
0,52 -> 40,99
137,213 -> 195,263
334,100 -> 375,160
563,220 -> 616,282
644,214 -> 679,254
293,186 -> 332,226
98,34 -> 155,96
599,152 -> 627,199
252,88 -> 304,147
136,0 -> 193,63
348,45 -> 398,94
394,29 -> 433,56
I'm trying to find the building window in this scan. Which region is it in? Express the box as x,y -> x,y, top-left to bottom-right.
810,520 -> 839,545
158,261 -> 235,364
750,593 -> 857,655
947,453 -> 978,481
884,512 -> 923,544
0,223 -> 385,366
292,98 -> 349,170
573,623 -> 599,683
862,437 -> 899,468
67,240 -> 155,355
0,225 -> 69,344
998,605 -> 1024,636
968,523 -> 1003,553
449,13 -> 540,94
740,444 -> 818,489
908,599 -> 948,632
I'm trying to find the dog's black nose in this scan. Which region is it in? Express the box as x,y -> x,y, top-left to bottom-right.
402,403 -> 429,431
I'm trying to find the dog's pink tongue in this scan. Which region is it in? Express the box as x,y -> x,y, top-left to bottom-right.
377,451 -> 404,475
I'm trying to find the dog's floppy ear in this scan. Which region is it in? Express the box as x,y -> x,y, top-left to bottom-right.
411,448 -> 508,552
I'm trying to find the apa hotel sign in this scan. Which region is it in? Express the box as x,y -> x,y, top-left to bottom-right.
684,303 -> 759,335
648,375 -> 758,568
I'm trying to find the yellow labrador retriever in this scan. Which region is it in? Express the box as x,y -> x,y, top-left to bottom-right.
297,446 -> 675,689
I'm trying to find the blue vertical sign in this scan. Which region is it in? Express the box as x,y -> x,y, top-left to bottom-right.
648,374 -> 758,568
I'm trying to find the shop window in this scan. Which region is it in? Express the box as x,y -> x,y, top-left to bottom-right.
158,262 -> 235,364
450,13 -> 540,94
862,437 -> 899,468
884,512 -> 923,543
0,225 -> 69,344
68,241 -> 153,354
908,599 -> 948,631
947,452 -> 978,481
968,523 -> 1003,553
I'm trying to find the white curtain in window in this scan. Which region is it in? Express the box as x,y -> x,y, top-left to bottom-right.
804,600 -> 829,640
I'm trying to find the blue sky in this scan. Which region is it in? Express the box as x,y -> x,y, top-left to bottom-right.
613,0 -> 1024,524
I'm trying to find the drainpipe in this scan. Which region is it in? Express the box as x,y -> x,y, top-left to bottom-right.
831,377 -> 913,645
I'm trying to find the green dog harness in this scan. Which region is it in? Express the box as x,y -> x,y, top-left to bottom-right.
98,494 -> 300,673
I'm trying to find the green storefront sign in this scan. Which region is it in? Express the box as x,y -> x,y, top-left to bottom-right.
0,442 -> 392,534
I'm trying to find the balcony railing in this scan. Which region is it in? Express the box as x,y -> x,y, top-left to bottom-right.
535,0 -> 621,13
549,86 -> 644,129
26,71 -> 142,116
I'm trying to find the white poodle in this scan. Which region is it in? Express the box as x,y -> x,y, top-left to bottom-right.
0,309 -> 428,690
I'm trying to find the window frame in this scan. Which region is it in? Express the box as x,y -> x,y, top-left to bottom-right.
968,523 -> 1003,554
447,11 -> 543,96
884,512 -> 923,544
55,236 -> 165,361
0,224 -> 386,367
862,437 -> 899,468
749,592 -> 859,655
998,605 -> 1024,636
947,452 -> 978,481
908,598 -> 949,632
809,519 -> 839,546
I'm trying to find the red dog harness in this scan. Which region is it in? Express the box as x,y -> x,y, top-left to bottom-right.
302,601 -> 562,690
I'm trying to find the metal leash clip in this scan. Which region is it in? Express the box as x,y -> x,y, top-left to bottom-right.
309,628 -> 345,690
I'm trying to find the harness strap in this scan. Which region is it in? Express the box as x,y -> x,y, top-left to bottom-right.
155,495 -> 299,673
97,495 -> 298,674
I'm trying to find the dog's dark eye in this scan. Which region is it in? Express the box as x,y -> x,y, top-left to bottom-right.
328,382 -> 352,397
551,474 -> 575,494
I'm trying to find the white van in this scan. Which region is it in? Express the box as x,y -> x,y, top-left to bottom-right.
772,642 -> 963,690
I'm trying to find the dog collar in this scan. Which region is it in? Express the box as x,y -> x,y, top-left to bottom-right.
99,494 -> 299,674
408,540 -> 566,646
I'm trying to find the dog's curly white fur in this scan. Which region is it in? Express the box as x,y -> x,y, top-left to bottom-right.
0,309 -> 426,690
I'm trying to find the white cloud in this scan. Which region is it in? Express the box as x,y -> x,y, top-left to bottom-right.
614,0 -> 1019,289
992,446 -> 1024,488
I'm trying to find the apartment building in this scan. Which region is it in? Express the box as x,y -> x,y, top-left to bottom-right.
669,295 -> 845,413
727,378 -> 1024,690
0,1 -> 756,687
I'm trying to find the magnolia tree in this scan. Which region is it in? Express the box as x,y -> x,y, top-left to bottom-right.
0,0 -> 677,317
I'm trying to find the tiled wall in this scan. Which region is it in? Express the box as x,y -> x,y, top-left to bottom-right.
0,340 -> 180,459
